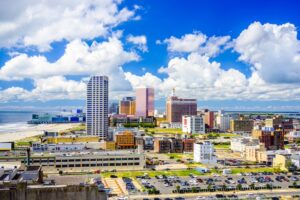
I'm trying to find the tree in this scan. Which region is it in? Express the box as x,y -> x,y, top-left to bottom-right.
266,183 -> 272,190
207,184 -> 212,191
236,184 -> 242,190
293,181 -> 298,188
222,184 -> 227,190
250,183 -> 255,190
176,185 -> 180,192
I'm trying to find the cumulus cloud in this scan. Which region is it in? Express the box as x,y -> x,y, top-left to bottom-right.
160,32 -> 230,56
0,0 -> 138,51
127,34 -> 148,52
234,22 -> 300,83
0,36 -> 140,101
126,24 -> 300,101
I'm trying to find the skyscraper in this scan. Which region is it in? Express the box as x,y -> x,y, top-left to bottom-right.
119,97 -> 136,116
135,88 -> 154,117
166,90 -> 197,123
86,76 -> 108,140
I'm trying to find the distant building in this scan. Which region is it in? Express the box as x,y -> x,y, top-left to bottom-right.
86,76 -> 108,139
136,88 -> 154,117
273,154 -> 289,171
182,115 -> 205,134
194,141 -> 217,164
204,111 -> 215,129
230,119 -> 254,134
166,90 -> 197,123
109,102 -> 119,114
216,113 -> 231,132
288,131 -> 300,143
252,128 -> 284,150
119,97 -> 136,116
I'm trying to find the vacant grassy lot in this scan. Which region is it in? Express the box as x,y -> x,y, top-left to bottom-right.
100,169 -> 204,178
214,144 -> 230,149
143,128 -> 184,134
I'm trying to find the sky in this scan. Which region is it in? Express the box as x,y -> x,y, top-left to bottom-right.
0,0 -> 300,111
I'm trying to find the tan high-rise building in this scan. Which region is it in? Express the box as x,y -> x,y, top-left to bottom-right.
119,97 -> 136,116
166,91 -> 197,123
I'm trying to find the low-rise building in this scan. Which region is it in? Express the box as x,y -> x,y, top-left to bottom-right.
193,141 -> 217,164
230,137 -> 260,152
288,131 -> 300,143
154,138 -> 171,153
170,138 -> 183,153
182,138 -> 194,152
143,136 -> 154,150
46,136 -> 99,144
182,115 -> 205,134
114,131 -> 135,149
273,154 -> 289,171
291,154 -> 300,169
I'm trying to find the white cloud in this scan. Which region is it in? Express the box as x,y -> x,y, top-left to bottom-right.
234,22 -> 300,83
161,32 -> 230,56
163,32 -> 207,53
127,34 -> 148,52
0,37 -> 138,90
0,0 -> 138,51
0,36 -> 140,101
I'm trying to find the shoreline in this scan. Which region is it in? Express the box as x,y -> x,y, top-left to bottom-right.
0,123 -> 81,142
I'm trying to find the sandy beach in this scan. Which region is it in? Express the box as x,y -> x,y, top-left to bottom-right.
0,123 -> 80,142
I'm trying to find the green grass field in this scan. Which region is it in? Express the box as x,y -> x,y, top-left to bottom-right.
166,153 -> 193,159
100,169 -> 203,178
230,167 -> 280,174
214,144 -> 230,149
143,128 -> 184,134
15,135 -> 41,146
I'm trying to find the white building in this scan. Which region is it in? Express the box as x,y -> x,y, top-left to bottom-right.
216,113 -> 231,132
86,76 -> 109,139
182,115 -> 205,134
230,137 -> 260,152
291,154 -> 300,168
194,141 -> 217,164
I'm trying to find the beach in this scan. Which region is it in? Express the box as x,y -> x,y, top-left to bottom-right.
0,123 -> 80,142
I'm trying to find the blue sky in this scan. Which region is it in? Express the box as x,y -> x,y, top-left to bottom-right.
0,0 -> 300,111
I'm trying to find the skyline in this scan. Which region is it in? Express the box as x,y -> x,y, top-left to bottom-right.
1,0 -> 300,111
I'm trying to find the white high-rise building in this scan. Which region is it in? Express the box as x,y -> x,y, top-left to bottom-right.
216,112 -> 231,132
86,76 -> 108,139
194,141 -> 217,164
182,115 -> 205,134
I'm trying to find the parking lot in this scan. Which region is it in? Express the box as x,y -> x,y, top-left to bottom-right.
135,172 -> 299,195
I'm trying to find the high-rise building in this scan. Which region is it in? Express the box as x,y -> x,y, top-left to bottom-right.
135,88 -> 154,117
109,102 -> 119,114
119,97 -> 136,116
166,91 -> 197,123
204,111 -> 215,129
86,76 -> 108,139
182,115 -> 205,134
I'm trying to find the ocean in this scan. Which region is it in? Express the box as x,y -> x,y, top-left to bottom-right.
0,111 -> 38,134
